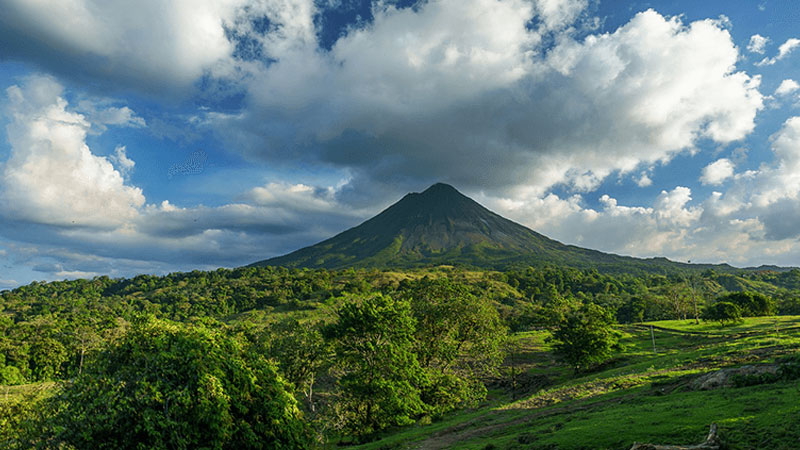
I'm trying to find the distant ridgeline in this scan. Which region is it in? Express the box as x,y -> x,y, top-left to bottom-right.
251,183 -> 787,275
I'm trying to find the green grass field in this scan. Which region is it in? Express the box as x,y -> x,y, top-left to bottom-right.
349,316 -> 800,450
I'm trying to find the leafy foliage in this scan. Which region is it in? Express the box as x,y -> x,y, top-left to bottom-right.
550,303 -> 620,371
715,291 -> 774,317
402,278 -> 506,413
0,384 -> 53,449
1,264 -> 799,445
702,301 -> 743,325
258,318 -> 329,412
325,294 -> 426,437
0,355 -> 24,385
47,318 -> 310,449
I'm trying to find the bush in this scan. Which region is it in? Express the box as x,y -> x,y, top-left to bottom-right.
715,292 -> 774,317
702,301 -> 742,325
0,355 -> 25,385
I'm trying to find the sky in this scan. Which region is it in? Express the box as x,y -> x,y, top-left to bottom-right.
0,0 -> 799,288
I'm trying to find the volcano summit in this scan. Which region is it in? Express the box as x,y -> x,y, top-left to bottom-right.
252,183 -> 730,273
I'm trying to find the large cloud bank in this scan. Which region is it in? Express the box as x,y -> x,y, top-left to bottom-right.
3,0 -> 800,279
213,3 -> 763,198
0,76 -> 361,277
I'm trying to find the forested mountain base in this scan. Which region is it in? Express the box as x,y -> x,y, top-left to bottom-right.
1,265 -> 799,448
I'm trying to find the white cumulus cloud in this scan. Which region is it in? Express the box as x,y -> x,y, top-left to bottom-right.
0,0 -> 261,94
109,146 -> 136,176
532,0 -> 588,31
777,38 -> 800,59
76,100 -> 146,133
0,75 -> 367,279
1,75 -> 145,228
214,6 -> 763,199
750,116 -> 800,208
747,34 -> 769,54
700,158 -> 735,185
636,172 -> 653,187
775,79 -> 800,96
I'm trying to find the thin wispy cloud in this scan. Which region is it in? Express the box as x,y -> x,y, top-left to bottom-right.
755,37 -> 800,66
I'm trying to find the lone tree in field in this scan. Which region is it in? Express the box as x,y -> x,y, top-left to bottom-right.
550,303 -> 620,372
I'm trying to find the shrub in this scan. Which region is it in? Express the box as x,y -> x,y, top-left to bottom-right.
702,301 -> 742,325
0,354 -> 25,385
715,292 -> 774,317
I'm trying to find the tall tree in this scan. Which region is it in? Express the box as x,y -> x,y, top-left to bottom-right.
403,278 -> 506,413
263,318 -> 329,412
325,294 -> 426,437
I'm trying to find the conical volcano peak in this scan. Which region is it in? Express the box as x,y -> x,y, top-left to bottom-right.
420,182 -> 461,195
400,183 -> 465,202
395,183 -> 481,217
251,183 -> 707,273
253,182 -> 566,269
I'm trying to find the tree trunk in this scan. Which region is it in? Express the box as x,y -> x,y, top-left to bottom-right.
306,373 -> 315,412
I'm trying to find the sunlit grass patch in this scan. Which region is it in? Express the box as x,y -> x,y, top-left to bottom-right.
348,317 -> 800,450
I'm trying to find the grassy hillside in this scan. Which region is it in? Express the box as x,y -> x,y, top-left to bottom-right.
350,317 -> 800,450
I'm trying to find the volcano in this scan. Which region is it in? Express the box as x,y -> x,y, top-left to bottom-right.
251,183 -> 732,273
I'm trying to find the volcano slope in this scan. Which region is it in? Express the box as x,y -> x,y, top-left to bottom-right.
253,183 -> 736,274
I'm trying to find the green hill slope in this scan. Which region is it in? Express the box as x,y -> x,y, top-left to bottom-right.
252,183 -> 738,274
349,316 -> 800,450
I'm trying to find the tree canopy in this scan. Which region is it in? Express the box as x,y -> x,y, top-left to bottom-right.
715,291 -> 774,317
402,277 -> 506,413
325,294 -> 426,438
702,301 -> 743,325
48,317 -> 310,449
550,303 -> 620,371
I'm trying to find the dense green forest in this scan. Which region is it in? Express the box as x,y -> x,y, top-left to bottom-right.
1,265 -> 800,448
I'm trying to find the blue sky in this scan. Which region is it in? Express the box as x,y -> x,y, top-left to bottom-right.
0,0 -> 799,288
